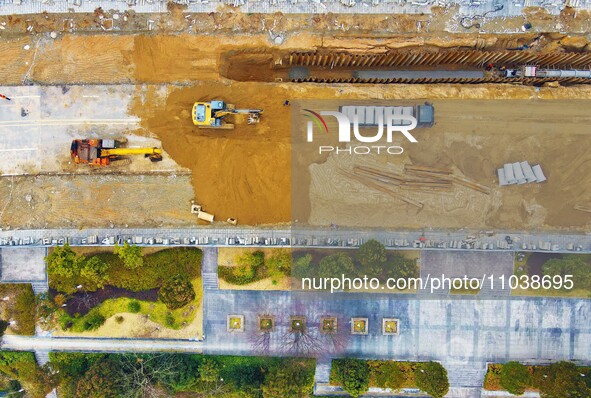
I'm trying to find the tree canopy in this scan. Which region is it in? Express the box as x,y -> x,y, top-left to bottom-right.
318,253 -> 355,279
536,361 -> 591,398
500,361 -> 530,395
333,359 -> 370,398
543,255 -> 591,290
158,274 -> 195,310
262,361 -> 314,398
114,243 -> 144,270
415,362 -> 449,398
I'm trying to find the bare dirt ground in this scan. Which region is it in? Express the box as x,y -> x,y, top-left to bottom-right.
0,174 -> 195,229
0,10 -> 591,229
300,99 -> 591,231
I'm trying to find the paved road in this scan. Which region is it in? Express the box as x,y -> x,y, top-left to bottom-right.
0,86 -> 181,176
1,335 -> 203,353
0,0 -> 581,17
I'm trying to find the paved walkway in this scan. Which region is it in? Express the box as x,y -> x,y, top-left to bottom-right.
201,247 -> 219,290
0,227 -> 590,255
1,335 -> 203,353
203,290 -> 591,365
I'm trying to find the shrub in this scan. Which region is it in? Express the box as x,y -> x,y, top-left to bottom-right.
266,250 -> 292,276
58,313 -> 74,330
158,275 -> 195,310
127,300 -> 141,313
500,361 -> 530,395
534,361 -> 591,398
318,253 -> 355,280
108,247 -> 202,291
53,294 -> 67,307
371,361 -> 406,390
333,359 -> 370,398
165,314 -> 175,327
414,362 -> 449,398
262,360 -> 314,398
199,358 -> 221,383
219,251 -> 265,285
83,313 -> 106,331
292,254 -> 313,279
115,316 -> 124,324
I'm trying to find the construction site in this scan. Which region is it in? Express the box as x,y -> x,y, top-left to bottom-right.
0,4 -> 589,232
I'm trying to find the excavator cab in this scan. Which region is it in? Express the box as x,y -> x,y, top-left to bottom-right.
192,100 -> 262,129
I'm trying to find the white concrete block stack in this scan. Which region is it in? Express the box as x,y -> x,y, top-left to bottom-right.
497,161 -> 546,186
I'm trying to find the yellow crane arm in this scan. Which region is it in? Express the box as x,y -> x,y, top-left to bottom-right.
101,147 -> 162,157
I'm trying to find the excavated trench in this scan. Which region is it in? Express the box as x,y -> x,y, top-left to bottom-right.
221,48 -> 591,85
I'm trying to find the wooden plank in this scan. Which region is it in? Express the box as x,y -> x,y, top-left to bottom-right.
339,169 -> 424,209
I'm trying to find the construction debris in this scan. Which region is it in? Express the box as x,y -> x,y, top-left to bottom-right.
339,169 -> 424,209
498,161 -> 546,186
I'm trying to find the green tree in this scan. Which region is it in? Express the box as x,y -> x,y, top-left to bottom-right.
383,254 -> 419,280
80,256 -> 109,290
356,239 -> 387,268
318,253 -> 355,280
199,358 -> 221,383
333,359 -> 370,398
46,244 -> 85,293
543,255 -> 591,290
266,250 -> 292,276
49,353 -> 105,379
114,243 -> 144,270
500,361 -> 530,395
158,274 -> 195,310
262,361 -> 314,398
415,362 -> 449,398
76,360 -> 122,398
157,354 -> 200,392
536,361 -> 591,398
292,254 -> 313,279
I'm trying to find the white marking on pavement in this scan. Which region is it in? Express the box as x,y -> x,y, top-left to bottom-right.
0,118 -> 140,127
0,148 -> 36,152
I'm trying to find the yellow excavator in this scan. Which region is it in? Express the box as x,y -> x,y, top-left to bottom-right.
192,100 -> 263,129
70,139 -> 163,166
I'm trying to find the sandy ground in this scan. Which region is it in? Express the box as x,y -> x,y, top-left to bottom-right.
301,99 -> 591,231
0,32 -> 591,228
0,174 -> 195,229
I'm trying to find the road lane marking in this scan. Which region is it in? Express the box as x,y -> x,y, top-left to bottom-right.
0,148 -> 36,152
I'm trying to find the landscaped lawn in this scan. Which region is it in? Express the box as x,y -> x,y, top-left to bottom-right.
0,283 -> 35,336
47,246 -> 203,338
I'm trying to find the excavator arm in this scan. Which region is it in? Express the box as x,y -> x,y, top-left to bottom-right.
101,147 -> 163,161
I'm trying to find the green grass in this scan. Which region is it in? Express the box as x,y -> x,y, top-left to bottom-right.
62,277 -> 202,332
